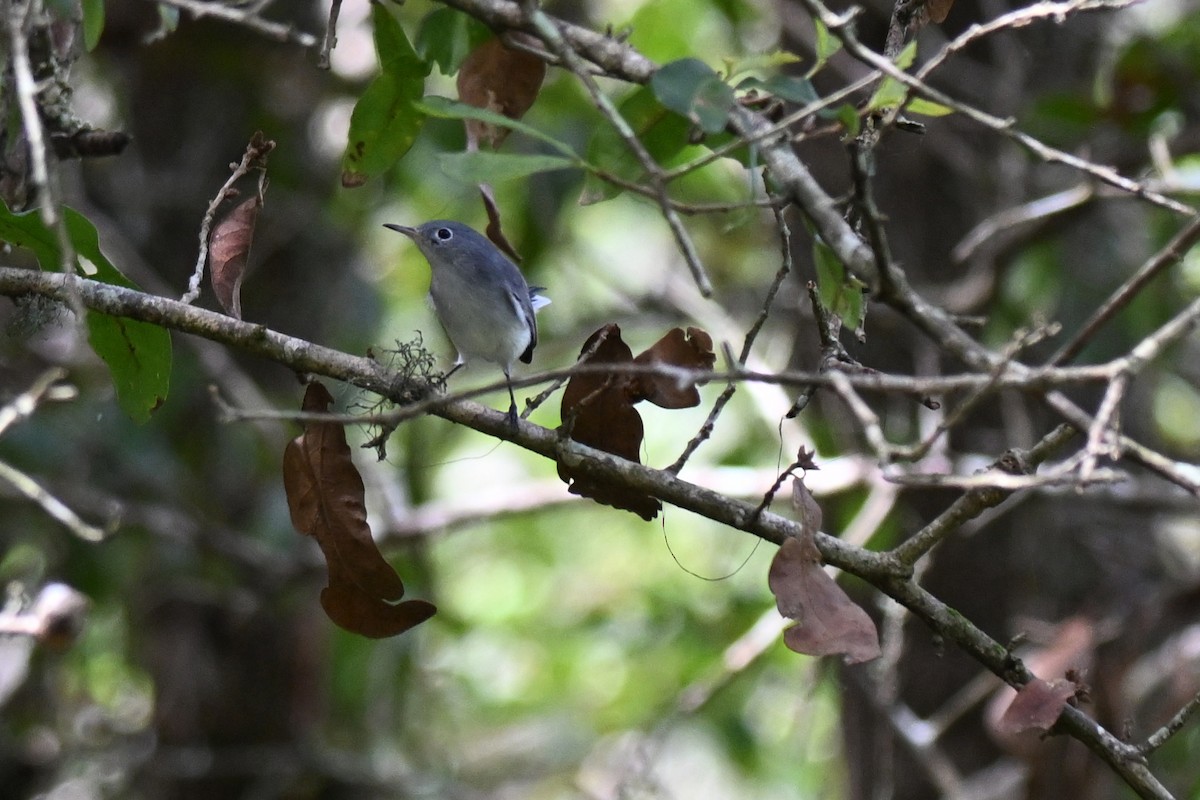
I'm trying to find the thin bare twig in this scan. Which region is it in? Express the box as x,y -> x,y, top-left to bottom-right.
916,0 -> 1140,82
892,424 -> 1077,565
0,460 -> 108,541
5,0 -> 53,227
317,0 -> 343,69
518,2 -> 714,297
1140,689 -> 1200,756
667,207 -> 794,474
182,133 -> 275,304
153,0 -> 319,47
1049,214 -> 1200,365
0,368 -> 72,437
801,0 -> 1195,217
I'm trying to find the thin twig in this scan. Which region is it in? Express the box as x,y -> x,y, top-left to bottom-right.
1079,373 -> 1127,482
1140,689 -> 1200,756
801,0 -> 1195,217
892,321 -> 1061,463
519,2 -> 714,296
317,0 -> 343,69
952,183 -> 1095,265
5,0 -> 79,286
183,133 -> 275,304
892,424 -> 1077,565
1049,214 -> 1200,365
0,368 -> 71,438
0,460 -> 108,542
153,0 -> 319,47
667,206 -> 794,473
916,0 -> 1140,83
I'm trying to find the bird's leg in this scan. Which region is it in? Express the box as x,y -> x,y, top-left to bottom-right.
444,358 -> 465,380
504,370 -> 519,429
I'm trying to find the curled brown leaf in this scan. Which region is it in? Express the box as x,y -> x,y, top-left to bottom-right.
768,478 -> 880,664
558,324 -> 661,521
283,382 -> 435,638
208,195 -> 260,319
631,327 -> 715,409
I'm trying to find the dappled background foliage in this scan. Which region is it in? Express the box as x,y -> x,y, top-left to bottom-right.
2,0 -> 1200,798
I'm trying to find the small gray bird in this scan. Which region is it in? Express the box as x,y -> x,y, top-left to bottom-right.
384,220 -> 549,427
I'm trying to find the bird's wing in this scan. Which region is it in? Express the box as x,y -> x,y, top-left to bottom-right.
512,287 -> 539,364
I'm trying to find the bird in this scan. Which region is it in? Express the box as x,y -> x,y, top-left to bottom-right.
384,220 -> 549,427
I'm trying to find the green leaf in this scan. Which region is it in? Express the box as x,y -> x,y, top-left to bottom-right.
435,151 -> 577,183
341,4 -> 431,187
651,58 -> 736,134
724,50 -> 803,78
867,76 -> 906,112
813,237 -> 866,331
906,98 -> 954,117
808,18 -> 842,77
830,103 -> 861,136
82,0 -> 104,51
416,96 -> 581,161
580,86 -> 693,204
867,42 -> 921,112
894,40 -> 918,70
737,74 -> 818,105
0,202 -> 172,422
415,7 -> 490,75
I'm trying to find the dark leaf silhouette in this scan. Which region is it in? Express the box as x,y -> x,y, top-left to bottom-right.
795,446 -> 820,473
631,326 -> 715,408
479,184 -> 522,262
995,677 -> 1076,736
209,195 -> 260,319
558,325 -> 661,520
457,33 -> 546,150
283,382 -> 435,638
557,324 -> 717,520
768,478 -> 880,663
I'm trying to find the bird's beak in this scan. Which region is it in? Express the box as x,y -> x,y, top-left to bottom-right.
383,223 -> 417,239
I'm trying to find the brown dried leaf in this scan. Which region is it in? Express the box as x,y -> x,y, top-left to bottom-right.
792,475 -> 824,538
995,678 -> 1076,736
283,382 -> 435,637
987,616 -> 1094,751
926,0 -> 955,23
558,324 -> 661,520
631,327 -> 715,408
479,184 -> 522,262
209,195 -> 260,319
320,558 -> 436,640
457,33 -> 546,150
768,530 -> 881,664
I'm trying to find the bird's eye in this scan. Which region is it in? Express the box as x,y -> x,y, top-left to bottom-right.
435,227 -> 453,241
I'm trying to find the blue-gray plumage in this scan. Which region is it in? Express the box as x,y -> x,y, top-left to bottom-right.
384,220 -> 550,427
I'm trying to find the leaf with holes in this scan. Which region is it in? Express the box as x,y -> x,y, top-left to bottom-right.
341,3 -> 431,187
0,201 -> 171,422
